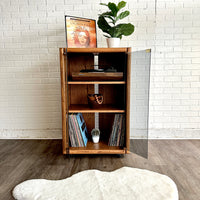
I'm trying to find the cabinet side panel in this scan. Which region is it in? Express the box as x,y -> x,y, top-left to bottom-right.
60,48 -> 68,154
126,48 -> 131,152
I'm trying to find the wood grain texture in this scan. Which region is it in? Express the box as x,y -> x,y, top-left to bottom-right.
60,48 -> 67,154
68,81 -> 125,84
98,84 -> 124,106
68,53 -> 94,80
66,48 -> 128,53
70,84 -> 89,105
68,104 -> 125,113
99,113 -> 115,143
61,48 -> 130,154
126,48 -> 131,151
71,72 -> 124,81
0,140 -> 199,200
81,113 -> 94,136
69,141 -> 125,154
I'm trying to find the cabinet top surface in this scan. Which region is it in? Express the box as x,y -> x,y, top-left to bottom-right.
60,47 -> 131,53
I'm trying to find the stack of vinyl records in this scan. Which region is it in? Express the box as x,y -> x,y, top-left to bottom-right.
68,113 -> 88,147
108,114 -> 125,146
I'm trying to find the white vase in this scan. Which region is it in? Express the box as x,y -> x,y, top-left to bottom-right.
106,38 -> 120,48
92,135 -> 100,143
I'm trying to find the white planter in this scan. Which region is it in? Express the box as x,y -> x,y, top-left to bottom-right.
106,38 -> 120,48
92,135 -> 100,143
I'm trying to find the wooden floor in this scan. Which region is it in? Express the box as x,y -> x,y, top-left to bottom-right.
0,140 -> 199,200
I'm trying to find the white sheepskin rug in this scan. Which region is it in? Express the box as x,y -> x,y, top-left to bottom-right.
13,167 -> 178,200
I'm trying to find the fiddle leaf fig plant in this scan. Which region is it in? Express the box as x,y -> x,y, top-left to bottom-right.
97,1 -> 134,39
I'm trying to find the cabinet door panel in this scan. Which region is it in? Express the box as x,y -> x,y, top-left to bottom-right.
128,49 -> 151,158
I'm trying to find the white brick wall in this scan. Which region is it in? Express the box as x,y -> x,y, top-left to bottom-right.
0,0 -> 200,139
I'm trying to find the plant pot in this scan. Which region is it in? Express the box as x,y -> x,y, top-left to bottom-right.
106,38 -> 120,48
92,135 -> 100,143
91,128 -> 100,143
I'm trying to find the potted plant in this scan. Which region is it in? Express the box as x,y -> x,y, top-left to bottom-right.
97,1 -> 135,47
91,128 -> 100,143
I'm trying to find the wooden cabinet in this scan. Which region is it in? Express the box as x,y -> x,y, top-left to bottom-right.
60,48 -> 131,155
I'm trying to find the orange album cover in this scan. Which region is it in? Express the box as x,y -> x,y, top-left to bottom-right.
65,16 -> 97,48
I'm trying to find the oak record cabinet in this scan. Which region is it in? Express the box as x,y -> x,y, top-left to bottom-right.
60,48 -> 131,155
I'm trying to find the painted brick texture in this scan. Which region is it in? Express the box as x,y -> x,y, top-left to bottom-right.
0,0 -> 199,139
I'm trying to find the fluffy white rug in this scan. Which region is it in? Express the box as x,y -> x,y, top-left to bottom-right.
13,167 -> 178,200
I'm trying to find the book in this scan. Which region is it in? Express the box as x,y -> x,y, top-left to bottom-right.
69,115 -> 79,147
68,113 -> 88,147
113,114 -> 120,146
76,113 -> 88,146
71,115 -> 81,146
117,114 -> 123,146
119,115 -> 125,147
73,114 -> 84,147
108,114 -> 125,146
108,114 -> 117,146
68,117 -> 76,147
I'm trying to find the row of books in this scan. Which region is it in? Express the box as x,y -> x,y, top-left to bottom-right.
108,114 -> 125,146
68,113 -> 88,147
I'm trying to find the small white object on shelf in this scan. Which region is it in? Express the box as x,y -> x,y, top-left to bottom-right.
91,128 -> 100,143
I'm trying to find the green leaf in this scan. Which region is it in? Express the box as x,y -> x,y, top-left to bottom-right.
116,11 -> 130,21
100,3 -> 108,6
101,11 -> 114,17
106,16 -> 114,20
99,12 -> 115,24
97,16 -> 111,35
108,27 -> 117,37
108,2 -> 119,17
118,1 -> 126,10
100,11 -> 115,23
115,23 -> 135,36
98,1 -> 135,39
109,28 -> 122,38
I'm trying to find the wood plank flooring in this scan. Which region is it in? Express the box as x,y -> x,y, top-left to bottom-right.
0,140 -> 199,200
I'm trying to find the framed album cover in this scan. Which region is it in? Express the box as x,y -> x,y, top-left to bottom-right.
65,16 -> 97,48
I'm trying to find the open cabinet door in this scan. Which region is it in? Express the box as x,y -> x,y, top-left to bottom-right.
128,49 -> 151,158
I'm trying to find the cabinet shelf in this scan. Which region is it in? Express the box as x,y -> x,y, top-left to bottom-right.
68,104 -> 125,113
69,141 -> 126,154
71,72 -> 124,81
68,81 -> 126,85
66,48 -> 129,53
